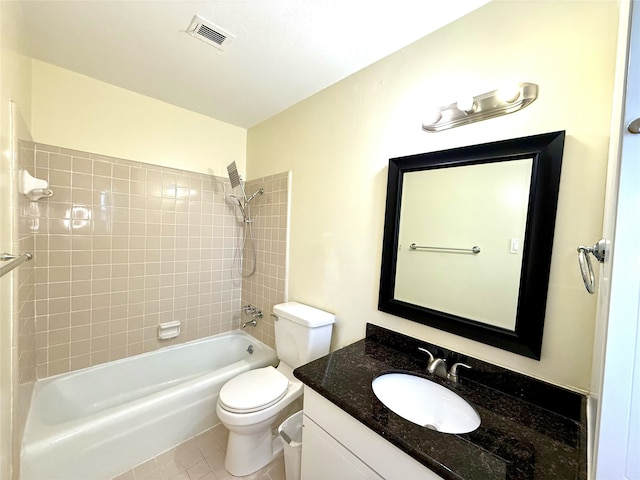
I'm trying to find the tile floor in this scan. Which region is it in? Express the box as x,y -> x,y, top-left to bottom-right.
112,424 -> 285,480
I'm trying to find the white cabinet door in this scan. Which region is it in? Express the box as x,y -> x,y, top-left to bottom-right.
301,414 -> 384,480
302,388 -> 445,480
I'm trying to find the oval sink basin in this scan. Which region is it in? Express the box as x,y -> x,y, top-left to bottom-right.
372,373 -> 480,434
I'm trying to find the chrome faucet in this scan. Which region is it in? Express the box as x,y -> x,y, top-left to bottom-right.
418,347 -> 472,382
241,304 -> 263,328
242,304 -> 258,315
418,347 -> 448,379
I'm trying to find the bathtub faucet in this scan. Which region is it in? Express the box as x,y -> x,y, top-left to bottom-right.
241,304 -> 263,328
242,304 -> 258,315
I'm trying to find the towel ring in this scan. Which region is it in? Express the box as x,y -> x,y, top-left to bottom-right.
577,239 -> 606,294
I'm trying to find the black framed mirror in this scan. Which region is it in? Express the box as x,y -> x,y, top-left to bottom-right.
378,131 -> 565,359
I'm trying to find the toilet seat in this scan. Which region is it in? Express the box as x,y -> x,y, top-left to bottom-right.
218,366 -> 289,414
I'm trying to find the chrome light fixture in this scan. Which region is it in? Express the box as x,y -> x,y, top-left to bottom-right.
422,82 -> 538,132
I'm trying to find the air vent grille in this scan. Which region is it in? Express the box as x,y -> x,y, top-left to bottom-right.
187,15 -> 235,51
197,24 -> 226,45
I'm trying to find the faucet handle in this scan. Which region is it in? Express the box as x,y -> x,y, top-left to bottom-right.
242,304 -> 257,314
418,347 -> 434,363
448,362 -> 471,383
419,348 -> 448,377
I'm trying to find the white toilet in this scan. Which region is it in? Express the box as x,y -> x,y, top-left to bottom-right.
216,302 -> 335,477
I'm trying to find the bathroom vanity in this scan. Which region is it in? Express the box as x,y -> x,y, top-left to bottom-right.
293,324 -> 587,480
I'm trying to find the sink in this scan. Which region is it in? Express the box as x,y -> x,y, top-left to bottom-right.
372,373 -> 481,434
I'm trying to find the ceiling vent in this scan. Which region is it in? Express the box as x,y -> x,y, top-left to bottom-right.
187,15 -> 235,51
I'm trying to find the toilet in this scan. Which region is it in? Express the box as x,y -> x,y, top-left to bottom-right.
216,302 -> 335,476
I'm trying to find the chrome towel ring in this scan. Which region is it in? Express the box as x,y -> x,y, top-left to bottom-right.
577,239 -> 607,294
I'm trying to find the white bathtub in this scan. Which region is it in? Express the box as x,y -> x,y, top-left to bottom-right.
20,330 -> 278,480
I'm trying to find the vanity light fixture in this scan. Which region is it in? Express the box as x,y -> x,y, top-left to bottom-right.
422,82 -> 538,132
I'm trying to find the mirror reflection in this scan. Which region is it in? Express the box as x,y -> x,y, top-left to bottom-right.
395,158 -> 533,330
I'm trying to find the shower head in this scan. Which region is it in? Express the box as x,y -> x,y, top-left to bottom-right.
228,194 -> 242,207
228,194 -> 246,219
246,187 -> 264,204
226,161 -> 247,202
226,161 -> 242,189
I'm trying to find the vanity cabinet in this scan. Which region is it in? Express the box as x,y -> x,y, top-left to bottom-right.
295,325 -> 588,480
301,387 -> 444,480
301,414 -> 383,479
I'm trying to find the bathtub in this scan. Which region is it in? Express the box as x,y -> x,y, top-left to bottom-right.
20,330 -> 278,480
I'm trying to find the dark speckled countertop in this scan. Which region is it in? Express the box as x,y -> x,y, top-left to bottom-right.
293,324 -> 587,480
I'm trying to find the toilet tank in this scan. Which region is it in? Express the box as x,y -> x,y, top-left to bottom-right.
273,302 -> 335,368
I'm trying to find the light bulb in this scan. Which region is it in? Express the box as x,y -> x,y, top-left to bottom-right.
456,96 -> 475,113
422,108 -> 442,126
497,84 -> 521,103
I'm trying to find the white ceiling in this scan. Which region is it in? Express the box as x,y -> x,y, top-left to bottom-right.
19,0 -> 489,128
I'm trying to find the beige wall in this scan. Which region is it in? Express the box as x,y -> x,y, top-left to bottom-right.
247,1 -> 619,392
31,60 -> 247,178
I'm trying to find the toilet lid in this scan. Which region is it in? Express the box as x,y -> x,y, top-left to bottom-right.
219,366 -> 289,413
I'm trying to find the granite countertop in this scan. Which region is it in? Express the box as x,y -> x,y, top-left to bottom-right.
293,324 -> 587,480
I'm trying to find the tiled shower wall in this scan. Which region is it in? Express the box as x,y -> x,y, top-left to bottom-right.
17,142 -> 287,381
17,141 -> 37,384
240,174 -> 289,349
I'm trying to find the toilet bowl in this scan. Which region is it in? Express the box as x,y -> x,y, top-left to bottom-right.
216,364 -> 303,476
216,302 -> 334,477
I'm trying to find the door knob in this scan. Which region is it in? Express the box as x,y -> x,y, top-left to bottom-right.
628,117 -> 640,134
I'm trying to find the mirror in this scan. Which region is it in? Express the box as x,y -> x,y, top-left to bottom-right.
379,131 -> 565,359
395,158 -> 533,330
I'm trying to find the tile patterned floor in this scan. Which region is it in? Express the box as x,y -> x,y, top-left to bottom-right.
112,424 -> 285,480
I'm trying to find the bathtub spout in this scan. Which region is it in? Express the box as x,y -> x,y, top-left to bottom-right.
242,319 -> 257,328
